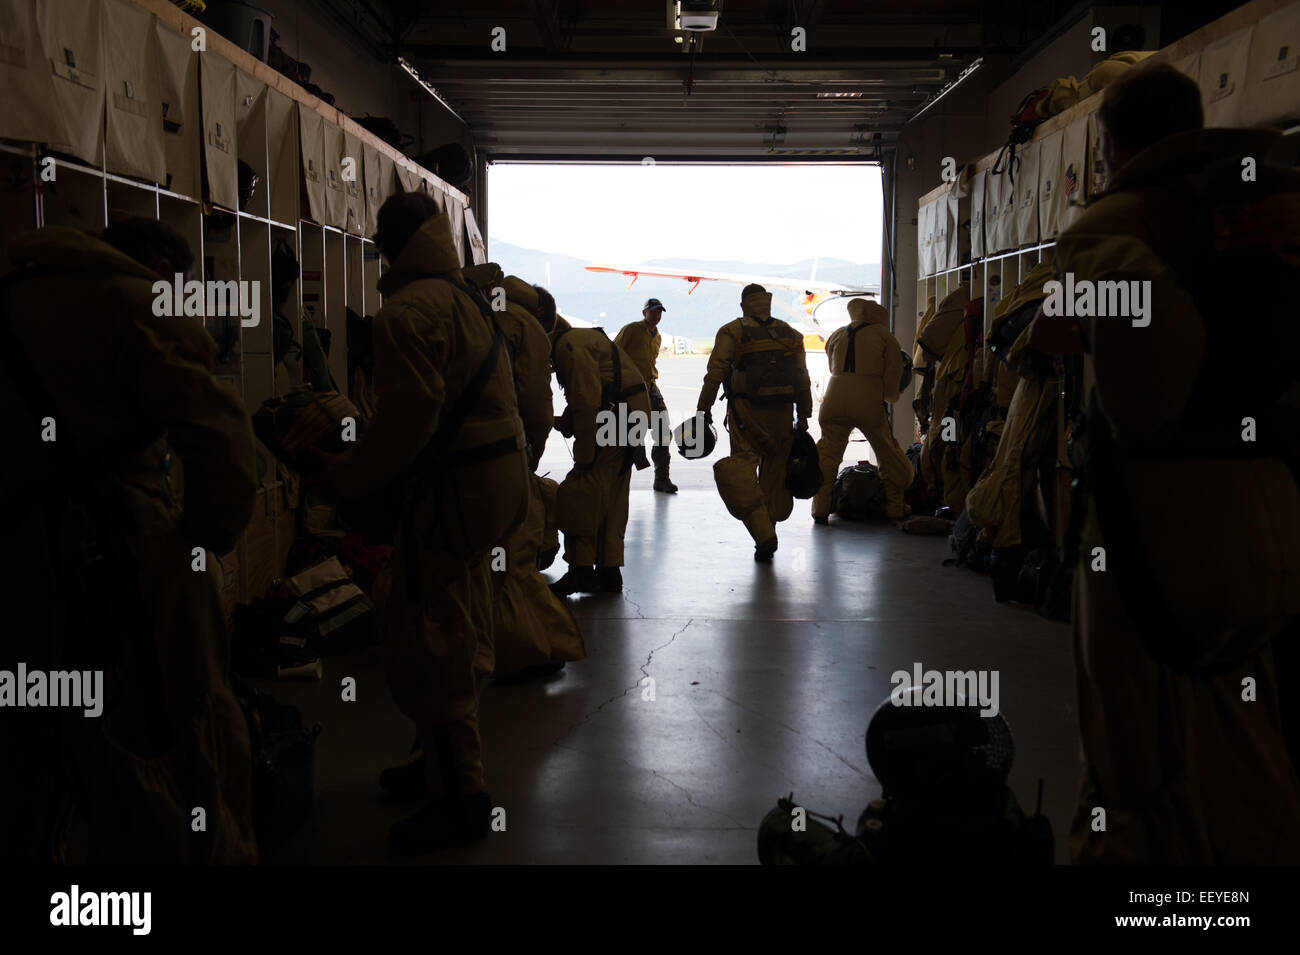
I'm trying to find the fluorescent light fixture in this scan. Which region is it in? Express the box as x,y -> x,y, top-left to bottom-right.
398,56 -> 467,126
907,57 -> 982,125
677,1 -> 720,32
817,91 -> 865,98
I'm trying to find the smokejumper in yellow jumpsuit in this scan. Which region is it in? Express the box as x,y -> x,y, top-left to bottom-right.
0,223 -> 257,863
614,297 -> 677,493
697,285 -> 812,561
462,264 -> 584,676
549,325 -> 651,596
1048,67 -> 1300,863
811,299 -> 914,522
323,200 -> 530,853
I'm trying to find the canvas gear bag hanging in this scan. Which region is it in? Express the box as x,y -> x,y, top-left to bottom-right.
104,0 -> 166,185
37,0 -> 105,166
200,53 -> 239,211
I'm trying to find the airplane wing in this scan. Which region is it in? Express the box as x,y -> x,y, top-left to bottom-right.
586,262 -> 875,297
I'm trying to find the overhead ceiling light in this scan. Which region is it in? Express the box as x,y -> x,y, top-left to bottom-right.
907,57 -> 982,125
677,1 -> 720,32
816,91 -> 865,98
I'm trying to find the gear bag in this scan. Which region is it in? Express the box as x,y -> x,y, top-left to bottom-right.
785,429 -> 823,499
729,320 -> 805,403
832,464 -> 888,521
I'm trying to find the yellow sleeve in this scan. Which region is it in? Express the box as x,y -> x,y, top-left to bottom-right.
647,330 -> 660,382
793,335 -> 813,421
555,338 -> 603,466
882,331 -> 904,403
515,316 -> 554,460
697,322 -> 737,411
825,327 -> 846,374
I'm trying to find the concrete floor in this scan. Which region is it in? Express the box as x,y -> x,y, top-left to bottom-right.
263,477 -> 1079,864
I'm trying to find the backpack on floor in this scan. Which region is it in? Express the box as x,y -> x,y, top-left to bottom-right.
832,464 -> 888,520
232,676 -> 322,849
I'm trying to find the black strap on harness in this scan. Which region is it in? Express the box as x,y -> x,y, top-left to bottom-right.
550,325 -> 647,473
844,322 -> 862,373
402,275 -> 511,594
413,275 -> 506,470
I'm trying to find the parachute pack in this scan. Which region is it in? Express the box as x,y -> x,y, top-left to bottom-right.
729,320 -> 805,403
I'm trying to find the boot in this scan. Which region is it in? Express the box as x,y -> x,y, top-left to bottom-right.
653,471 -> 678,494
550,564 -> 599,597
597,566 -> 623,593
379,754 -> 428,801
813,514 -> 829,525
388,791 -> 493,855
754,536 -> 778,562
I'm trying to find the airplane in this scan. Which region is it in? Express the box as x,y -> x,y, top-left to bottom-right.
585,262 -> 878,354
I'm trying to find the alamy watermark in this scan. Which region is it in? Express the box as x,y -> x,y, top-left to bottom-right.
152,274 -> 260,327
1041,273 -> 1151,327
889,662 -> 1000,717
0,664 -> 103,717
50,886 -> 150,935
596,406 -> 707,456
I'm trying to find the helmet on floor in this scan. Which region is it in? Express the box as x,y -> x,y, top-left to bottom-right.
674,411 -> 717,459
865,686 -> 1014,807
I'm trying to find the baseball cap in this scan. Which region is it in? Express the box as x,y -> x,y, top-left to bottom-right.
643,298 -> 667,311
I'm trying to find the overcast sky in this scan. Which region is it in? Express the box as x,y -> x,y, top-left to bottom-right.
487,162 -> 883,266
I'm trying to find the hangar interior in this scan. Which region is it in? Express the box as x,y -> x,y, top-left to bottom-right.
1,0 -> 1297,864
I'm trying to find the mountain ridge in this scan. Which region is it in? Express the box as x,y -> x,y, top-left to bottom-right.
489,239 -> 881,338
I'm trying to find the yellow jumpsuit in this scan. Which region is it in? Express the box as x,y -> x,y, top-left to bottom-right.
698,291 -> 812,545
551,327 -> 650,567
613,319 -> 672,477
0,227 -> 257,862
462,264 -> 584,675
332,215 -> 529,797
812,300 -> 914,519
1054,126 -> 1300,862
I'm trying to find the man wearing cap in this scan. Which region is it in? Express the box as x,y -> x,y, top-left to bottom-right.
811,298 -> 913,523
614,298 -> 677,493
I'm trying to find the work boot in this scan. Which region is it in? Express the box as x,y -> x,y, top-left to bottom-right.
550,565 -> 599,597
494,660 -> 566,684
754,536 -> 778,562
388,791 -> 493,855
379,754 -> 428,801
597,566 -> 623,593
813,514 -> 829,525
653,472 -> 678,494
